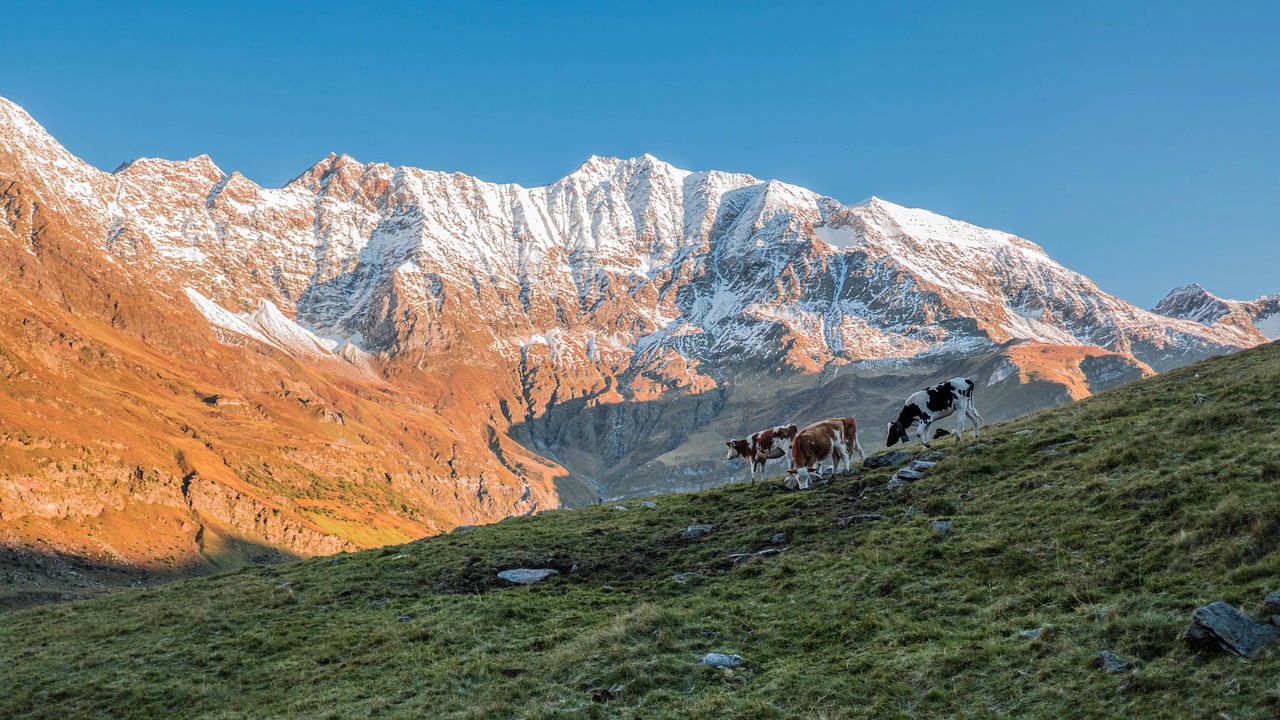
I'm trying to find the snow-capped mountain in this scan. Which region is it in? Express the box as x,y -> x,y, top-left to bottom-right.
0,94 -> 1273,581
1152,284 -> 1280,342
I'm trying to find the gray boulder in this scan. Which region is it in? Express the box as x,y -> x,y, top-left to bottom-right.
683,524 -> 715,539
1093,650 -> 1132,673
1182,601 -> 1280,657
497,568 -> 560,585
639,501 -> 657,508
895,468 -> 924,482
864,451 -> 913,468
701,653 -> 744,668
907,460 -> 936,472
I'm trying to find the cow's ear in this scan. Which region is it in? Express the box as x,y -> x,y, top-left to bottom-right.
726,441 -> 734,448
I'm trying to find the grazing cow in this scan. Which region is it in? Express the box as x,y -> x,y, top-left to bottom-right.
725,424 -> 798,482
784,417 -> 865,490
886,377 -> 982,448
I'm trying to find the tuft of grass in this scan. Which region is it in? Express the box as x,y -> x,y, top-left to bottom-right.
3,342 -> 1280,718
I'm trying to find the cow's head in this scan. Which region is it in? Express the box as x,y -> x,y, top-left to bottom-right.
784,468 -> 801,491
726,439 -> 751,461
886,421 -> 909,447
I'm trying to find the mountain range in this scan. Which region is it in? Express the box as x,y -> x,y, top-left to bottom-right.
0,95 -> 1275,602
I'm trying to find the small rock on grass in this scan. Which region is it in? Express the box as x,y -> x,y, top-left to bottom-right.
1014,429 -> 1035,436
922,451 -> 948,461
837,514 -> 885,528
1260,591 -> 1280,617
930,520 -> 953,536
614,506 -> 629,511
683,524 -> 715,539
770,532 -> 788,544
1018,626 -> 1049,640
886,478 -> 904,492
1182,601 -> 1280,657
907,460 -> 936,472
1093,650 -> 1132,673
497,568 -> 559,585
701,653 -> 744,668
895,468 -> 924,482
640,501 -> 657,508
864,450 -> 913,468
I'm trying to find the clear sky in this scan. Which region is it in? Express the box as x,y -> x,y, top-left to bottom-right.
4,1 -> 1277,306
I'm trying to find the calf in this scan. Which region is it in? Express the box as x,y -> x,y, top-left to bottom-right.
785,417 -> 865,490
886,377 -> 982,448
725,423 -> 797,483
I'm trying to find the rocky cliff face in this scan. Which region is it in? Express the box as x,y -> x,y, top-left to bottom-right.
0,95 -> 1273,588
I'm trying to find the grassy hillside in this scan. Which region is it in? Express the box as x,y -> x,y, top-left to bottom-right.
2,342 -> 1279,719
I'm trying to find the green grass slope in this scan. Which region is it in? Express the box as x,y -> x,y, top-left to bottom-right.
2,342 -> 1280,719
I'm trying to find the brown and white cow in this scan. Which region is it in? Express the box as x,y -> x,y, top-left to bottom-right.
725,424 -> 798,483
749,424 -> 799,469
783,417 -> 865,490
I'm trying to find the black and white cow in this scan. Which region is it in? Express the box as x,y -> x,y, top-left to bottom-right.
886,377 -> 982,448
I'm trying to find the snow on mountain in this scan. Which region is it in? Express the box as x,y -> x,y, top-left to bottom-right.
1152,284 -> 1278,344
0,94 -> 1266,383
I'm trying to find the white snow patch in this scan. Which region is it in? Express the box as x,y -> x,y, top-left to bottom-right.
813,224 -> 862,250
1256,312 -> 1280,341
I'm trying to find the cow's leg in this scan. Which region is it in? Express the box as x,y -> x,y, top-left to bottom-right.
851,435 -> 866,465
834,443 -> 850,476
918,420 -> 932,448
967,401 -> 983,437
955,407 -> 966,442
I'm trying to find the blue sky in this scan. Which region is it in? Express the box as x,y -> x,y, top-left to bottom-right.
4,1 -> 1277,306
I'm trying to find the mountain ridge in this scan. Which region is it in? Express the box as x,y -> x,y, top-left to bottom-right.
0,94 -> 1274,596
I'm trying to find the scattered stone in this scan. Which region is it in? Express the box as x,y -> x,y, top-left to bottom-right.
328,557 -> 343,566
699,629 -> 718,639
1035,440 -> 1078,453
864,450 -> 914,468
1193,393 -> 1213,405
964,443 -> 995,453
640,501 -> 657,508
728,547 -> 785,565
1182,601 -> 1280,657
1014,429 -> 1035,436
837,513 -> 885,528
1093,650 -> 1132,673
274,582 -> 293,591
672,572 -> 703,585
907,460 -> 936,472
771,532 -> 788,544
1260,591 -> 1280,617
930,520 -> 953,536
570,563 -> 579,573
1018,626 -> 1049,640
397,616 -> 414,622
683,524 -> 715,539
390,554 -> 408,560
922,451 -> 948,461
886,478 -> 904,492
894,468 -> 924,482
451,525 -> 476,534
701,653 -> 744,668
614,506 -> 629,512
497,568 -> 560,585
369,598 -> 391,607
